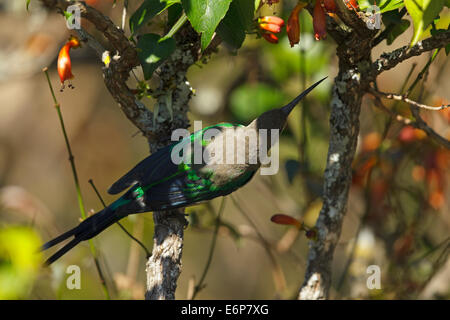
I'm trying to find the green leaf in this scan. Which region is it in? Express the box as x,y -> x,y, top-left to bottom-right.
63,11 -> 72,20
0,227 -> 42,299
358,0 -> 404,13
254,0 -> 261,11
379,0 -> 405,13
216,0 -> 255,50
137,34 -> 176,79
381,9 -> 405,25
181,0 -> 233,50
130,0 -> 180,34
404,0 -> 445,46
26,0 -> 30,11
168,3 -> 183,28
387,19 -> 411,45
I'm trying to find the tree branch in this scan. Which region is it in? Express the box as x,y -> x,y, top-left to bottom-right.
299,32 -> 372,299
372,30 -> 450,76
39,0 -> 207,300
409,105 -> 450,149
371,97 -> 450,149
369,88 -> 450,111
40,0 -> 156,141
371,95 -> 414,125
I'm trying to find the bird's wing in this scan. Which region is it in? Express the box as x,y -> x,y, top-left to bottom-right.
107,143 -> 178,195
108,123 -> 240,195
145,167 -> 256,211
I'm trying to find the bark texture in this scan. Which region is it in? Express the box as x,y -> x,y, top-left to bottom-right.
299,43 -> 372,300
145,26 -> 201,300
299,1 -> 449,299
299,1 -> 375,299
39,0 -> 203,300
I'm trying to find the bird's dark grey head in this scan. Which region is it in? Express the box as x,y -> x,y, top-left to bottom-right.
252,77 -> 327,132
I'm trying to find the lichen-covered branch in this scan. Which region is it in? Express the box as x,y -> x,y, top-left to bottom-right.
145,26 -> 202,300
299,3 -> 450,300
39,0 -> 205,300
299,26 -> 373,300
369,88 -> 450,111
291,1 -> 370,301
372,30 -> 450,76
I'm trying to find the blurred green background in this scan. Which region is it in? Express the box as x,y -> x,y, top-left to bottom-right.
0,0 -> 448,299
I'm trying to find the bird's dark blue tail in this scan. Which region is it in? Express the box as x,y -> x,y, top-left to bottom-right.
41,207 -> 123,265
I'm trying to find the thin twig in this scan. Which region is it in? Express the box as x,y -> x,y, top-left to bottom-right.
415,241 -> 450,297
406,49 -> 440,97
369,88 -> 450,111
370,48 -> 450,149
87,179 -> 151,258
372,97 -> 450,149
410,106 -> 450,149
40,0 -> 153,141
408,237 -> 450,267
230,194 -> 287,296
191,198 -> 226,299
43,67 -> 111,300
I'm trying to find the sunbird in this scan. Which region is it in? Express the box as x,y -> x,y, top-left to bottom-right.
42,77 -> 326,265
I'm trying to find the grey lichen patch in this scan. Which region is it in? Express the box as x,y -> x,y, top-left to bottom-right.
299,272 -> 324,300
145,25 -> 202,300
335,81 -> 347,95
328,206 -> 338,219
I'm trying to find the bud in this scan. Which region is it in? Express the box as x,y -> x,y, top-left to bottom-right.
287,2 -> 307,47
270,214 -> 302,229
261,32 -> 279,44
313,0 -> 327,40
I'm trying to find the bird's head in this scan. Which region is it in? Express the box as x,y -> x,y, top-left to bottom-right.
250,77 -> 327,132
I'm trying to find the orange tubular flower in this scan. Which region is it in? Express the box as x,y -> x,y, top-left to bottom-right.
313,0 -> 327,40
258,16 -> 285,27
271,214 -> 302,229
287,2 -> 307,47
259,23 -> 282,33
258,16 -> 284,44
57,36 -> 81,90
270,214 -> 318,240
261,32 -> 279,44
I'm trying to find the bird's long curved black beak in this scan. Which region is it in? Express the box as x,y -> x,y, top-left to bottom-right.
281,76 -> 327,116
